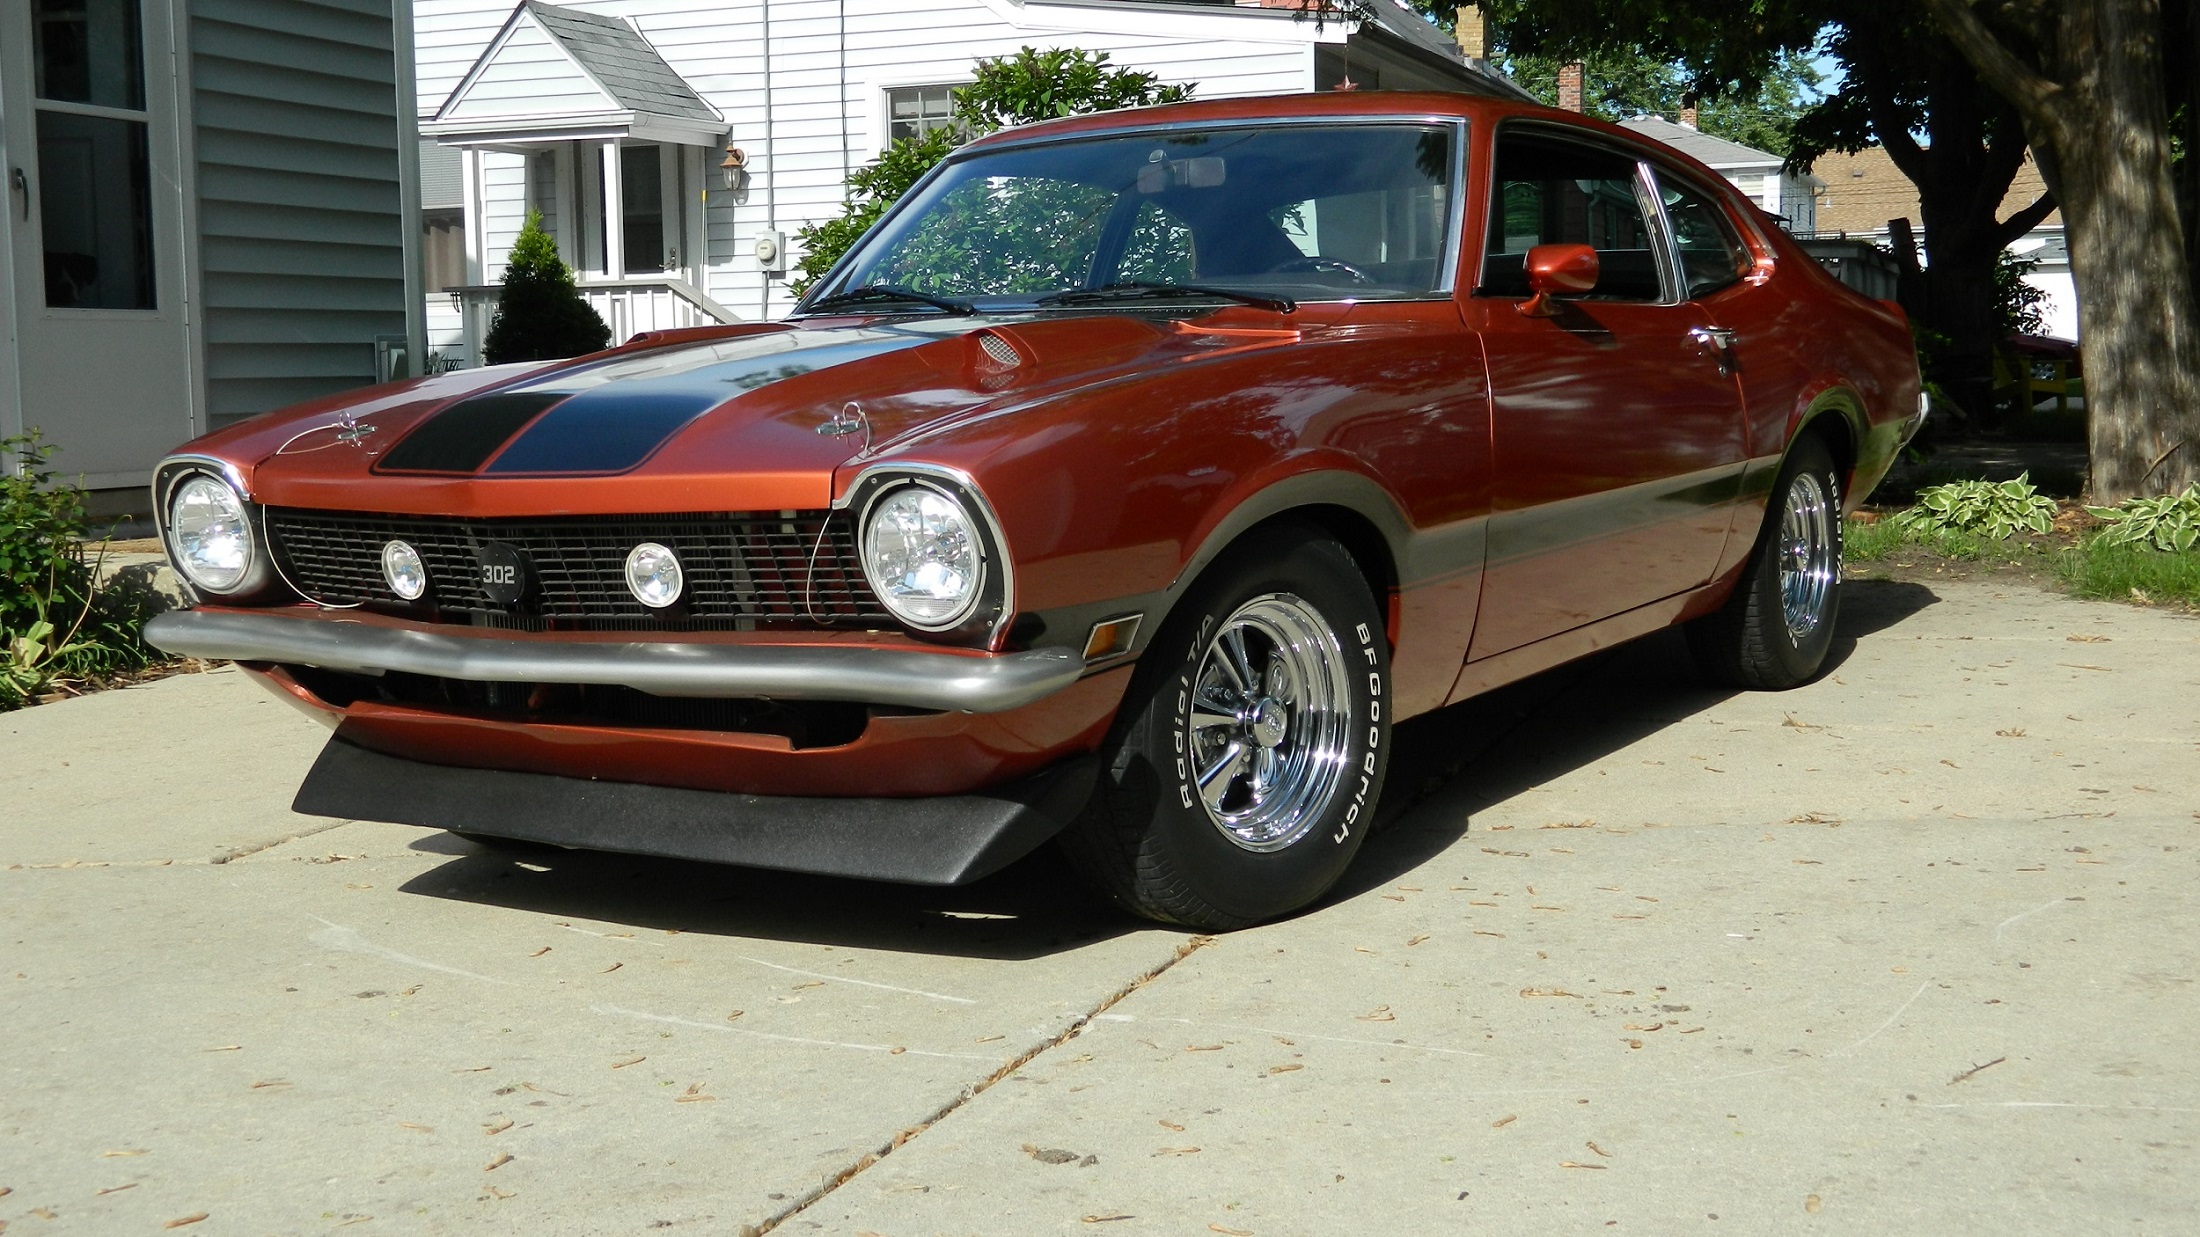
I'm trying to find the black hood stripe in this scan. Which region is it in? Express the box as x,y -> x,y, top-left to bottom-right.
376,391 -> 567,474
484,387 -> 723,475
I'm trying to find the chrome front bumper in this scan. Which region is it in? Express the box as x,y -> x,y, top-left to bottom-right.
144,610 -> 1085,713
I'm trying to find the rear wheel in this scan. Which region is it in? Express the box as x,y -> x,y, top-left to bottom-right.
1688,433 -> 1842,689
1061,526 -> 1391,930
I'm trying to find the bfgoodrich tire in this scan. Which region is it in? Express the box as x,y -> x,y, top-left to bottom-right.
1061,525 -> 1391,930
1687,433 -> 1843,690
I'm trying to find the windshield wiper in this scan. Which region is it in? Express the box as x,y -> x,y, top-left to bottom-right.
1036,281 -> 1296,314
804,284 -> 976,316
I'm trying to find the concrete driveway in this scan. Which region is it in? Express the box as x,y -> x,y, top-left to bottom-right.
4,578 -> 2196,1235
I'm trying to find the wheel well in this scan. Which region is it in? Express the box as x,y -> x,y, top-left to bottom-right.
1243,504 -> 1399,632
1800,405 -> 1859,496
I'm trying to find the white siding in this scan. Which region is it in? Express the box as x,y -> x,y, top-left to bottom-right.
417,0 -> 1326,323
440,12 -> 617,119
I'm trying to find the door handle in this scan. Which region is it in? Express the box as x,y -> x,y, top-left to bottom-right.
1689,326 -> 1737,375
9,167 -> 27,220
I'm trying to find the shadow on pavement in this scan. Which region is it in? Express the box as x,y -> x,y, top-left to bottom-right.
400,579 -> 1945,949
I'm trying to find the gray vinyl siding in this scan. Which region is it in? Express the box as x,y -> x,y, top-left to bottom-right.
190,0 -> 412,425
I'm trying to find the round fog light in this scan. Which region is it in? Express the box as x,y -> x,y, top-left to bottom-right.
382,539 -> 427,600
625,542 -> 683,608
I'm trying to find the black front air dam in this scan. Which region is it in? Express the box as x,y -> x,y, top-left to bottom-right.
292,738 -> 1098,886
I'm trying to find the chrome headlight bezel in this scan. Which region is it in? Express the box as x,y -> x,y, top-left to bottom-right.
859,480 -> 988,632
155,461 -> 274,599
845,467 -> 1010,642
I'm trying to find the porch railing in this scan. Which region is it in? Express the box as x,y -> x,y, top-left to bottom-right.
444,278 -> 740,367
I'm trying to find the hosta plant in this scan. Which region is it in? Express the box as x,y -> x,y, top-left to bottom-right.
1890,473 -> 2059,540
2084,483 -> 2200,553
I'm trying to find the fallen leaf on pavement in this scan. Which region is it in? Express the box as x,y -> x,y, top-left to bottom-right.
96,1184 -> 138,1196
2066,633 -> 2109,643
1624,1023 -> 1665,1032
102,1149 -> 148,1157
1481,848 -> 1529,858
1185,1044 -> 1224,1052
1210,1226 -> 1253,1236
600,962 -> 622,973
1022,1144 -> 1079,1165
1381,895 -> 1405,902
675,1084 -> 715,1103
1353,946 -> 1377,955
399,1122 -> 433,1133
164,1215 -> 209,1229
1474,930 -> 1507,938
453,1066 -> 492,1073
1156,1146 -> 1202,1156
484,1119 -> 514,1135
1081,1215 -> 1135,1224
610,1056 -> 646,1069
485,1185 -> 516,1201
519,1082 -> 566,1095
202,1045 -> 240,1053
249,1080 -> 290,1090
1406,935 -> 1429,947
1519,988 -> 1579,999
1587,1141 -> 1612,1158
1623,1038 -> 1644,1049
1491,1114 -> 1517,1129
976,1034 -> 1004,1043
725,1010 -> 744,1021
1949,1057 -> 2006,1085
1558,1161 -> 1606,1170
1805,1194 -> 1823,1213
529,947 -> 550,957
484,1153 -> 512,1171
1268,1064 -> 1303,1075
1356,1006 -> 1396,1022
1160,1120 -> 1185,1131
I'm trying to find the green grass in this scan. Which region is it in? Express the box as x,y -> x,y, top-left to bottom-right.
2056,538 -> 2200,607
1843,518 -> 2040,564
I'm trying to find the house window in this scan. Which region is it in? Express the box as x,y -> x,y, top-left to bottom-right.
887,84 -> 959,143
421,207 -> 466,292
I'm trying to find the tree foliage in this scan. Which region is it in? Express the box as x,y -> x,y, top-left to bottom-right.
1498,48 -> 1822,157
790,48 -> 1193,294
483,210 -> 611,365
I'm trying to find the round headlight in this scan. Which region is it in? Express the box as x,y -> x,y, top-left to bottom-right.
625,542 -> 684,609
168,474 -> 254,593
382,539 -> 427,600
862,485 -> 984,629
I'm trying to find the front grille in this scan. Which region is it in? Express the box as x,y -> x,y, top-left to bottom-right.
264,508 -> 891,631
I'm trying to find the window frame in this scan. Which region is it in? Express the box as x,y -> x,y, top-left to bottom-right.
1644,161 -> 1756,302
1473,120 -> 1684,308
884,82 -> 965,146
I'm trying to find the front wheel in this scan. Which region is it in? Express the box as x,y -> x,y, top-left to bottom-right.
1061,527 -> 1391,930
1687,433 -> 1842,689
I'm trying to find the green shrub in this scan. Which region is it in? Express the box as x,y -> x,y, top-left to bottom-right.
1888,473 -> 2059,540
483,210 -> 611,364
0,432 -> 155,707
2056,537 -> 2200,607
2084,483 -> 2200,553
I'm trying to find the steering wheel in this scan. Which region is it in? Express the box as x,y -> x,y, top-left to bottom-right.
1267,255 -> 1377,285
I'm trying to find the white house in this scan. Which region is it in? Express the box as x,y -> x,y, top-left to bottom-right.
411,0 -> 1526,364
1618,116 -> 1821,236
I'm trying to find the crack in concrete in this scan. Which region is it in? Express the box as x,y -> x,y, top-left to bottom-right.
748,933 -> 1215,1237
208,820 -> 348,864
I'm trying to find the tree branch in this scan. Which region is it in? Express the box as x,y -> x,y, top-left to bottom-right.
1994,190 -> 2060,247
1918,0 -> 2069,147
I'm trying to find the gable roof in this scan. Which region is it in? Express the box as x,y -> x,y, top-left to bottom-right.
425,0 -> 721,146
1619,116 -> 1781,170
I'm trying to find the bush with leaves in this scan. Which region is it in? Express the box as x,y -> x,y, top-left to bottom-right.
2085,483 -> 2200,553
790,48 -> 1194,294
1889,473 -> 2059,541
483,210 -> 612,364
1,432 -> 154,707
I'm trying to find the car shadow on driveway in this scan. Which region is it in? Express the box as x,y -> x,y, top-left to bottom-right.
396,580 -> 1942,951
1330,577 -> 1941,902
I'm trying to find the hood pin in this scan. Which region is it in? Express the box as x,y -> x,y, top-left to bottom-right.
818,401 -> 872,456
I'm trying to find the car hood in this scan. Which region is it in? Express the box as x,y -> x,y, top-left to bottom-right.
228,313 -> 1307,516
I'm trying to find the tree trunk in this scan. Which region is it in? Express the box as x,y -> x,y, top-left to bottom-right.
1928,0 -> 2200,499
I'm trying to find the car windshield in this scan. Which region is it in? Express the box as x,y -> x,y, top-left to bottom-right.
813,122 -> 1459,311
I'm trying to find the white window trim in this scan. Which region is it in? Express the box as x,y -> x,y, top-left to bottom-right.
862,73 -> 973,155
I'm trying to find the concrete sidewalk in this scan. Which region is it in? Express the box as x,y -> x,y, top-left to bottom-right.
3,579 -> 2196,1234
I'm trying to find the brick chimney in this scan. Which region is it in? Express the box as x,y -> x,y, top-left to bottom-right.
1679,95 -> 1699,129
1556,63 -> 1585,111
1455,3 -> 1487,64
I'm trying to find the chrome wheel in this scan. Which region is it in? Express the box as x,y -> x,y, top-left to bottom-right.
1778,471 -> 1837,642
1186,593 -> 1353,852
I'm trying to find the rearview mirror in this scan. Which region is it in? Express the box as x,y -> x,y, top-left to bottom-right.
1520,243 -> 1600,318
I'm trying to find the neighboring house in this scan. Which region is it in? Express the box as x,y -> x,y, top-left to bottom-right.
413,0 -> 1528,364
1,0 -> 426,508
1808,144 -> 2072,341
1618,116 -> 1822,237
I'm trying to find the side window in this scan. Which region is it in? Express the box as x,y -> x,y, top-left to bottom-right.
1117,201 -> 1196,284
1479,131 -> 1663,301
1658,173 -> 1752,298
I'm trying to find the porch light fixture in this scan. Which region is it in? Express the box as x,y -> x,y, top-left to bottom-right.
720,143 -> 748,193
